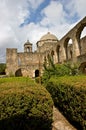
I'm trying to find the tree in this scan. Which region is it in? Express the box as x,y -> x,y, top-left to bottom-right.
42,55 -> 58,84
0,63 -> 6,75
42,55 -> 81,84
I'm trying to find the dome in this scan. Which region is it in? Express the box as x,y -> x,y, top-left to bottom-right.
40,32 -> 58,41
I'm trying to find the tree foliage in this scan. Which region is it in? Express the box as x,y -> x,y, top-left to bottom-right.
0,63 -> 6,75
42,55 -> 81,84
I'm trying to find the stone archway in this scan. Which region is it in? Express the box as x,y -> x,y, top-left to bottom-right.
76,24 -> 86,55
79,62 -> 86,74
35,69 -> 39,77
64,37 -> 73,60
47,54 -> 50,66
51,50 -> 54,62
15,68 -> 22,76
81,27 -> 86,39
56,45 -> 60,63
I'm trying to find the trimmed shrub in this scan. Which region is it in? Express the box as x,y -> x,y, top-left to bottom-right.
46,76 -> 86,130
0,77 -> 53,130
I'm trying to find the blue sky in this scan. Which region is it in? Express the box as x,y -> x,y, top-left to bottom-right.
0,0 -> 86,62
20,0 -> 50,26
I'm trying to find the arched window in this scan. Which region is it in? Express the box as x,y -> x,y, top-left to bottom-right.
35,69 -> 39,77
51,50 -> 54,62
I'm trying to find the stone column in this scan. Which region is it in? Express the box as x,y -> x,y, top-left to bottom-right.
60,43 -> 66,63
72,38 -> 80,62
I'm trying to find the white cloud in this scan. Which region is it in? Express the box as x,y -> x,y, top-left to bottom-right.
28,0 -> 44,9
62,0 -> 86,19
39,1 -> 71,38
73,0 -> 86,18
40,1 -> 66,26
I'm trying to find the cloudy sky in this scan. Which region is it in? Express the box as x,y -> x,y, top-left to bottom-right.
0,0 -> 86,63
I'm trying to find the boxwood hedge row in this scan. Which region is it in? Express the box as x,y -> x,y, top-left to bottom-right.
0,77 -> 53,130
46,76 -> 86,130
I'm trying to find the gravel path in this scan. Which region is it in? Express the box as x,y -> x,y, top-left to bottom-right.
52,106 -> 77,130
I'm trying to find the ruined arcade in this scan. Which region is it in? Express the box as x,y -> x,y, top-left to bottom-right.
6,17 -> 86,77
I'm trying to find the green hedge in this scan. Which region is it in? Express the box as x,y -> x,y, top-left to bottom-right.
46,76 -> 86,130
0,77 -> 53,130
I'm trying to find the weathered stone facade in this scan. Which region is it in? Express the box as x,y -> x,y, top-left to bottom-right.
6,17 -> 86,77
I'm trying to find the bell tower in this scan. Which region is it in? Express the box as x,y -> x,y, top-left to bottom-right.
24,40 -> 32,52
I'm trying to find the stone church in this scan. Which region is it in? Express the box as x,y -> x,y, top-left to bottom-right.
6,17 -> 86,77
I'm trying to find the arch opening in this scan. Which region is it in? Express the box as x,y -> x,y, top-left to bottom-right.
46,54 -> 50,66
79,62 -> 86,74
15,68 -> 22,76
64,38 -> 73,60
80,26 -> 86,55
35,69 -> 39,77
56,45 -> 60,63
51,50 -> 54,62
80,27 -> 86,39
76,24 -> 86,55
27,47 -> 30,52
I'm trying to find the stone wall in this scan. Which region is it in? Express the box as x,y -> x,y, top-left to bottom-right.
6,49 -> 18,76
81,36 -> 86,55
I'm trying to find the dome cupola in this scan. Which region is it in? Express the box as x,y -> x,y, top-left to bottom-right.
40,32 -> 58,41
37,32 -> 58,47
